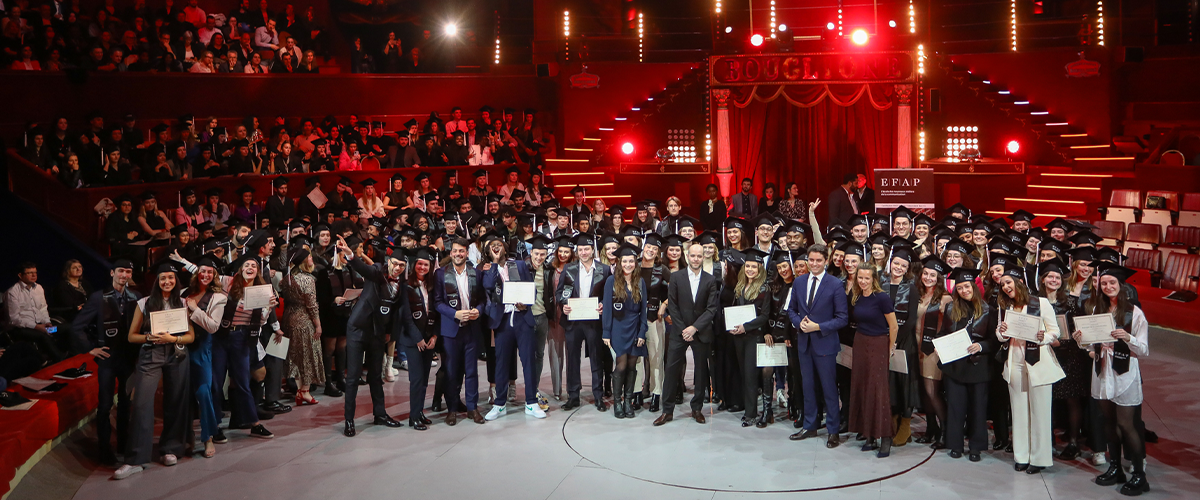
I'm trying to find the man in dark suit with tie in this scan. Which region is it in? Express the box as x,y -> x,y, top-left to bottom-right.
654,243 -> 720,426
434,238 -> 488,426
334,236 -> 418,437
786,244 -> 849,447
825,173 -> 860,227
557,233 -> 611,411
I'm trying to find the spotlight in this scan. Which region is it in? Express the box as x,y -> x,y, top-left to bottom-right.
826,22 -> 836,30
621,142 -> 635,155
1006,140 -> 1020,154
777,24 -> 787,32
750,34 -> 764,46
724,25 -> 733,34
889,20 -> 897,28
444,23 -> 457,36
851,29 -> 869,45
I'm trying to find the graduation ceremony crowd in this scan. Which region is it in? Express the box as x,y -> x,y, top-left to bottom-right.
4,159 -> 1153,496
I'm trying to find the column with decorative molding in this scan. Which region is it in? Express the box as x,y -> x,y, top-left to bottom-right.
713,88 -> 734,197
896,84 -> 913,168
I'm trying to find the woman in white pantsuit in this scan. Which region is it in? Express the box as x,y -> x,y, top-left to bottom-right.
995,266 -> 1065,475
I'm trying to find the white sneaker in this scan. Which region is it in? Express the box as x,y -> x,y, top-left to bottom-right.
484,405 -> 506,421
162,454 -> 177,466
526,404 -> 547,419
1092,453 -> 1108,466
112,464 -> 143,480
776,389 -> 788,408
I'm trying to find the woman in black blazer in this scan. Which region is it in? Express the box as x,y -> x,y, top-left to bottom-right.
726,248 -> 774,427
939,268 -> 995,462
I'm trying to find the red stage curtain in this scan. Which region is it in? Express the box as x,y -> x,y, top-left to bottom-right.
727,84 -> 897,214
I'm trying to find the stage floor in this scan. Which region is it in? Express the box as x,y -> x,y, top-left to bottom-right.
12,328 -> 1200,500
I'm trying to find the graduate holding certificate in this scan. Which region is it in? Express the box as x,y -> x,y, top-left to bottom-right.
723,249 -> 774,428
557,233 -> 612,411
996,265 -> 1064,475
1073,263 -> 1151,496
481,235 -> 546,421
938,268 -> 995,461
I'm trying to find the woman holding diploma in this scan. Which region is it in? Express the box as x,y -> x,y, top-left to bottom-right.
184,257 -> 228,459
113,263 -> 195,480
281,248 -> 324,406
724,249 -> 772,427
848,266 -> 899,457
1074,263 -> 1150,495
939,268 -> 994,462
602,243 -> 649,419
212,256 -> 276,441
996,266 -> 1064,474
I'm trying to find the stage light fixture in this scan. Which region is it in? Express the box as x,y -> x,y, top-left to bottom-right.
889,20 -> 897,28
444,23 -> 457,36
826,22 -> 835,30
778,24 -> 787,32
851,29 -> 869,46
725,26 -> 733,34
1007,140 -> 1020,154
750,34 -> 764,47
909,1 -> 917,34
1096,1 -> 1105,46
621,142 -> 635,155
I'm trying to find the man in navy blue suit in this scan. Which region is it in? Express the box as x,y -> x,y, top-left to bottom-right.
786,243 -> 849,448
481,237 -> 548,421
434,238 -> 488,426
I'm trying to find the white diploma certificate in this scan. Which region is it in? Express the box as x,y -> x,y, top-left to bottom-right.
836,344 -> 853,368
568,297 -> 600,321
1003,310 -> 1043,342
933,328 -> 974,364
243,285 -> 275,310
149,308 -> 189,335
1056,315 -> 1070,341
265,335 -> 290,359
889,351 -> 909,374
724,305 -> 757,329
1075,313 -> 1117,344
503,282 -> 536,304
341,288 -> 362,301
307,187 -> 327,208
756,344 -> 788,367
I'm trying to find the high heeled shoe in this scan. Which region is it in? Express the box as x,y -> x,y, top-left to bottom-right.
295,392 -> 319,406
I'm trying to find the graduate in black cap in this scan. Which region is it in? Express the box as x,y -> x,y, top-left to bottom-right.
996,262 -> 1064,474
70,258 -> 142,465
265,177 -> 295,226
112,263 -> 196,480
557,233 -> 613,411
722,247 -> 776,427
881,245 -> 919,444
1073,262 -> 1150,495
333,235 -> 420,435
400,248 -> 441,429
325,176 -> 358,219
598,243 -> 649,419
1035,257 -> 1090,462
939,266 -> 995,462
913,256 -> 954,448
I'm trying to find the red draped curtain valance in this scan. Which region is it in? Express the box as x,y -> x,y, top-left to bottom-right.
730,83 -> 896,111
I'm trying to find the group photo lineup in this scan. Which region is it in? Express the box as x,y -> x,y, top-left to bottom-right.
2,1 -> 1199,499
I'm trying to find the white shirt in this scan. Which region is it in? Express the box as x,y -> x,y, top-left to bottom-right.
687,267 -> 702,302
452,265 -> 471,310
499,262 -> 515,317
579,261 -> 595,299
445,120 -> 468,134
1091,307 -> 1148,406
805,271 -> 825,306
5,282 -> 51,329
782,286 -> 793,310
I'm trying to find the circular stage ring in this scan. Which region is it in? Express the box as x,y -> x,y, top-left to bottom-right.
559,406 -> 937,493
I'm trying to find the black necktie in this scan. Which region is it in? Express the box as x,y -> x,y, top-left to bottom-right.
807,276 -> 817,307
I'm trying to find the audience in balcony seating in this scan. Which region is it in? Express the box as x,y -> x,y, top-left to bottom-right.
17,108 -> 550,189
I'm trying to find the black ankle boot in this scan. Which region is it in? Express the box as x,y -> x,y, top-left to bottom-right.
623,388 -> 636,419
649,395 -> 661,412
1120,473 -> 1150,496
1096,463 -> 1127,486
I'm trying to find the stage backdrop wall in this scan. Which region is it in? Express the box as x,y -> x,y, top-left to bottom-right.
726,85 -> 899,215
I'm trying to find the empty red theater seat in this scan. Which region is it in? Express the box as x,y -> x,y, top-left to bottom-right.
1162,252 -> 1200,293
